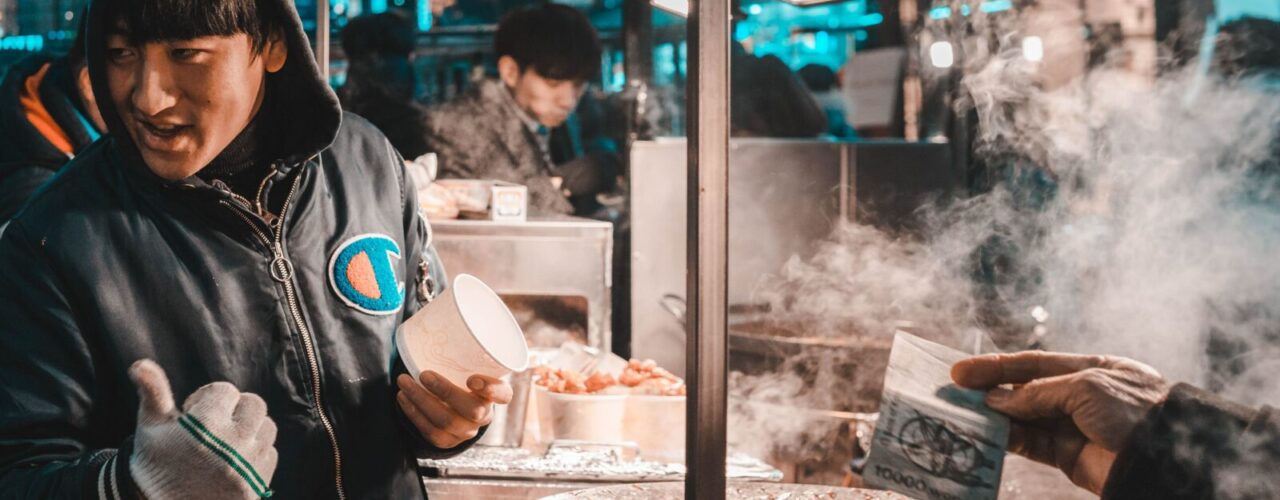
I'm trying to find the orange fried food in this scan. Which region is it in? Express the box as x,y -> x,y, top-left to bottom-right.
585,372 -> 617,393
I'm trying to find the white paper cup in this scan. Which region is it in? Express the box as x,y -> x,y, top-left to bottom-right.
624,395 -> 686,462
536,387 -> 627,444
396,274 -> 529,389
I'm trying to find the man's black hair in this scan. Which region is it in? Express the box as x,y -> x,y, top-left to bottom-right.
104,0 -> 284,53
1214,17 -> 1280,79
342,11 -> 417,61
494,3 -> 601,83
66,13 -> 88,69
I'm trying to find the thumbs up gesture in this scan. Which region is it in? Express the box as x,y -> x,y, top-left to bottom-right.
128,360 -> 279,500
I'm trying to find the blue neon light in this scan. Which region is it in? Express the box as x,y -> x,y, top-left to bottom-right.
859,13 -> 884,26
370,0 -> 387,13
980,0 -> 1013,13
0,35 -> 44,52
1215,0 -> 1280,22
929,1 -> 1013,20
417,0 -> 433,31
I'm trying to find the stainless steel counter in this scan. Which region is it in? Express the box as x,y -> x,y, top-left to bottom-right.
430,217 -> 614,351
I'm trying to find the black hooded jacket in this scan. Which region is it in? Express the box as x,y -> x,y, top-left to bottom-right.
0,0 -> 466,499
0,54 -> 100,222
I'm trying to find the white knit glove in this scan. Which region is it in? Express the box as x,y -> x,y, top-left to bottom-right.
128,360 -> 279,499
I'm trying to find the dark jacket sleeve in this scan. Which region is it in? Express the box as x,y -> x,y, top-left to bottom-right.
422,107 -> 574,215
0,166 -> 55,222
388,141 -> 485,460
1102,383 -> 1280,500
0,221 -> 141,500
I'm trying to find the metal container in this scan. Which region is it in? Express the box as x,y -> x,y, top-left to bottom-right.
728,319 -> 895,414
431,217 -> 614,351
629,140 -> 957,377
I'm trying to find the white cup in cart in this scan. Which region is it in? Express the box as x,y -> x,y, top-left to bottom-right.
535,387 -> 627,444
624,395 -> 686,463
396,274 -> 529,388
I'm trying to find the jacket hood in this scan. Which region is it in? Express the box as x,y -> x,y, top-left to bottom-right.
0,54 -> 65,171
84,0 -> 342,182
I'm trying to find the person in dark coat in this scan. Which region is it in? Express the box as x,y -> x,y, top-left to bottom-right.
422,3 -> 616,216
0,0 -> 510,498
952,351 -> 1280,499
0,18 -> 106,222
337,10 -> 433,161
730,43 -> 828,138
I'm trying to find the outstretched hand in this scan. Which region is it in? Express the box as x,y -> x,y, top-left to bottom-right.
951,351 -> 1172,494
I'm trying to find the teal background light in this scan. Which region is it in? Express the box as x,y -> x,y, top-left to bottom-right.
418,0 -> 433,31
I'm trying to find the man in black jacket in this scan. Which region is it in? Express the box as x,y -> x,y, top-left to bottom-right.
952,351 -> 1280,499
422,3 -> 618,216
0,18 -> 106,222
0,0 -> 509,498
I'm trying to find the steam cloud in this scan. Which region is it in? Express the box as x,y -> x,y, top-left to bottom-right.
728,9 -> 1280,472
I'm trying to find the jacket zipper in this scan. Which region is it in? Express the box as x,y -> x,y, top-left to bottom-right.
222,163 -> 349,500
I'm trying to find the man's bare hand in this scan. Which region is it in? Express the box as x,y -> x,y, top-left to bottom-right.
396,370 -> 513,449
951,352 -> 1172,494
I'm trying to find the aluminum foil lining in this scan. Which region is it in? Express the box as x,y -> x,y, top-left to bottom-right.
420,446 -> 783,483
542,481 -> 911,499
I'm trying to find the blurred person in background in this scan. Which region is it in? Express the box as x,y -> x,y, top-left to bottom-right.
423,2 -> 619,216
797,63 -> 854,139
952,351 -> 1280,499
729,1 -> 827,138
730,42 -> 828,137
338,10 -> 433,161
0,17 -> 106,222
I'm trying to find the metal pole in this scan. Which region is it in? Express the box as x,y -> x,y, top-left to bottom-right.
684,0 -> 730,497
316,0 -> 331,82
622,0 -> 654,89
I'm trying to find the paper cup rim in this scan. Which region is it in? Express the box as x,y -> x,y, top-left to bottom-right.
544,390 -> 629,401
451,274 -> 530,372
626,394 -> 688,401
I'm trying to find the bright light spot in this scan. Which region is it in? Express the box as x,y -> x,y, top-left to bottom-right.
1022,36 -> 1044,62
928,6 -> 951,19
748,4 -> 763,15
1031,305 -> 1050,323
980,0 -> 1013,13
651,0 -> 690,17
418,0 -> 433,31
64,10 -> 74,21
368,0 -> 387,13
929,41 -> 954,68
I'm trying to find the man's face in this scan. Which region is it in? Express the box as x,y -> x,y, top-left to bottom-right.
498,55 -> 586,128
105,31 -> 285,180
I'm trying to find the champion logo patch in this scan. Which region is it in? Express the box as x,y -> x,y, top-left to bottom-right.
328,233 -> 405,315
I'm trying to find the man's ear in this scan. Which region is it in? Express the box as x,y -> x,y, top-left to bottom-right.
497,55 -> 521,88
264,30 -> 288,73
76,66 -> 108,132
